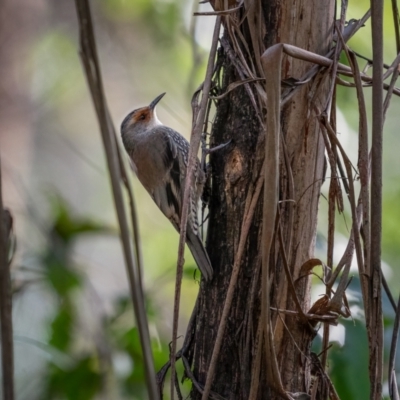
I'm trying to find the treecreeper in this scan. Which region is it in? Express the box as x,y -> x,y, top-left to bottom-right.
120,93 -> 213,281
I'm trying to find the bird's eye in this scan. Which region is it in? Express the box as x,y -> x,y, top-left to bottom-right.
140,114 -> 146,120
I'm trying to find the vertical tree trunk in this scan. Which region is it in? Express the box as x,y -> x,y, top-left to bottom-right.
190,1 -> 335,398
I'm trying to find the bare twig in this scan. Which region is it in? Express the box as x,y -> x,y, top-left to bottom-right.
156,295 -> 199,393
391,0 -> 400,52
348,49 -> 371,306
390,371 -> 400,400
174,370 -> 183,400
383,274 -> 398,312
181,356 -> 226,400
194,5 -> 242,16
310,353 -> 341,400
270,308 -> 337,323
0,161 -> 14,400
369,0 -> 384,396
350,50 -> 390,70
321,118 -> 367,297
324,5 -> 348,117
211,77 -> 265,100
116,143 -> 144,287
73,1 -> 158,398
383,68 -> 400,120
389,295 -> 400,400
322,93 -> 339,370
382,16 -> 400,122
382,52 -> 400,80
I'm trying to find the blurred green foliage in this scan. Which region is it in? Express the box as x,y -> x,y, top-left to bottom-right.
29,32 -> 85,106
329,319 -> 370,400
101,0 -> 182,44
13,196 -> 176,399
326,279 -> 371,400
46,356 -> 102,400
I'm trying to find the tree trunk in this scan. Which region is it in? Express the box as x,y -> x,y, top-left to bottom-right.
189,1 -> 335,398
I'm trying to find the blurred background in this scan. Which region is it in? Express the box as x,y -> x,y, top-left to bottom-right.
0,0 -> 399,399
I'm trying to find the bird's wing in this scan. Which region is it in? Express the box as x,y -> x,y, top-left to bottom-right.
147,126 -> 187,232
162,128 -> 202,236
148,126 -> 212,279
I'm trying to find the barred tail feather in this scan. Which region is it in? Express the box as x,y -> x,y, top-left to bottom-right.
186,229 -> 213,281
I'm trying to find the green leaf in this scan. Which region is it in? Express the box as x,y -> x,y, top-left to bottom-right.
46,257 -> 81,296
49,301 -> 74,351
50,195 -> 109,244
120,327 -> 143,360
183,264 -> 201,281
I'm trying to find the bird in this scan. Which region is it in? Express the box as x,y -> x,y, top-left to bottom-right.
120,93 -> 213,281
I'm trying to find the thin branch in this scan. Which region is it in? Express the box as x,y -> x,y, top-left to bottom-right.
174,369 -> 183,400
383,67 -> 400,120
181,356 -> 226,400
348,48 -> 371,308
324,7 -> 347,117
322,71 -> 341,370
116,143 -> 144,288
382,52 -> 400,81
351,50 -> 390,70
382,274 -> 398,312
321,93 -> 338,372
270,308 -> 338,322
156,295 -> 199,392
0,161 -> 14,400
369,1 -> 384,397
194,5 -> 242,16
389,295 -> 400,400
310,353 -> 341,400
391,0 -> 400,54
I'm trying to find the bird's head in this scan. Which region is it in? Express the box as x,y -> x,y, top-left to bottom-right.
121,92 -> 165,136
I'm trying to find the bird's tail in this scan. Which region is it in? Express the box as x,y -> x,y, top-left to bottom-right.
186,229 -> 213,281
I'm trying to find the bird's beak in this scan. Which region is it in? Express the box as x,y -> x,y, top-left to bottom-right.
149,92 -> 166,110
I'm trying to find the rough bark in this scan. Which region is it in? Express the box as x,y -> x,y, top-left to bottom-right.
190,1 -> 335,399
